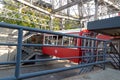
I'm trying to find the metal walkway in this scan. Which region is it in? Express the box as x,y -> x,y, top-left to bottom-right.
87,16 -> 120,36
0,22 -> 109,80
87,16 -> 120,70
63,68 -> 120,80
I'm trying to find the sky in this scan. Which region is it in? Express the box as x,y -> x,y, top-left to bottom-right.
0,0 -> 3,9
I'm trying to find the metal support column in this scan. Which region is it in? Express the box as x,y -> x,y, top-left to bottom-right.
15,29 -> 23,79
94,0 -> 98,20
119,54 -> 120,70
103,42 -> 107,70
78,3 -> 83,27
50,15 -> 54,30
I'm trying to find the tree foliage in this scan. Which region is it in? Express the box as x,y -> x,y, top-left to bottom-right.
0,0 -> 80,30
0,0 -> 50,29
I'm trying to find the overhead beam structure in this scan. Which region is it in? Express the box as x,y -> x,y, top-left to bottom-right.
16,0 -> 50,14
80,11 -> 118,20
80,0 -> 120,20
52,0 -> 91,13
16,0 -> 79,20
87,16 -> 120,36
102,0 -> 120,11
16,0 -> 120,21
94,0 -> 99,20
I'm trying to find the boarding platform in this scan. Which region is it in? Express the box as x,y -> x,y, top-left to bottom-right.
87,16 -> 120,36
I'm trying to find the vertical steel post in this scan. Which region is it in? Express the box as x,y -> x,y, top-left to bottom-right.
118,40 -> 120,70
91,40 -> 94,63
103,42 -> 107,70
62,36 -> 64,46
56,35 -> 58,46
119,54 -> 120,70
43,33 -> 45,44
94,0 -> 98,20
68,37 -> 71,46
15,29 -> 23,79
30,0 -> 32,4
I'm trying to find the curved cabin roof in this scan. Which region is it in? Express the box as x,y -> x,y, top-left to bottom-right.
55,28 -> 81,34
87,16 -> 120,36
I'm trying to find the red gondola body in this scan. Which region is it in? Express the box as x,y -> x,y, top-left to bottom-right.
42,29 -> 112,63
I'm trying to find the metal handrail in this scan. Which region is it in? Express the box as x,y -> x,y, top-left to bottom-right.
0,22 -> 108,41
0,55 -> 105,65
107,42 -> 120,69
2,61 -> 109,80
0,22 -> 109,80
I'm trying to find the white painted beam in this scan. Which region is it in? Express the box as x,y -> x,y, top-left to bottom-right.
16,0 -> 50,15
103,0 -> 120,11
52,0 -> 81,13
16,0 -> 79,20
52,0 -> 91,13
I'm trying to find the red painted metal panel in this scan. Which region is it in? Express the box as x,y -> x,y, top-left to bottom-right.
42,47 -> 81,63
42,29 -> 101,63
96,34 -> 112,40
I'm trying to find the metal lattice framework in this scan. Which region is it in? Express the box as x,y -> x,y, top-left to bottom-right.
0,0 -> 120,30
0,8 -> 49,26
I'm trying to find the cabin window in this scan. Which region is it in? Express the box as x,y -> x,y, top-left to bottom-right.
63,37 -> 69,46
62,37 -> 76,46
44,36 -> 50,44
44,35 -> 57,45
58,36 -> 62,45
69,37 -> 76,46
44,35 -> 76,46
